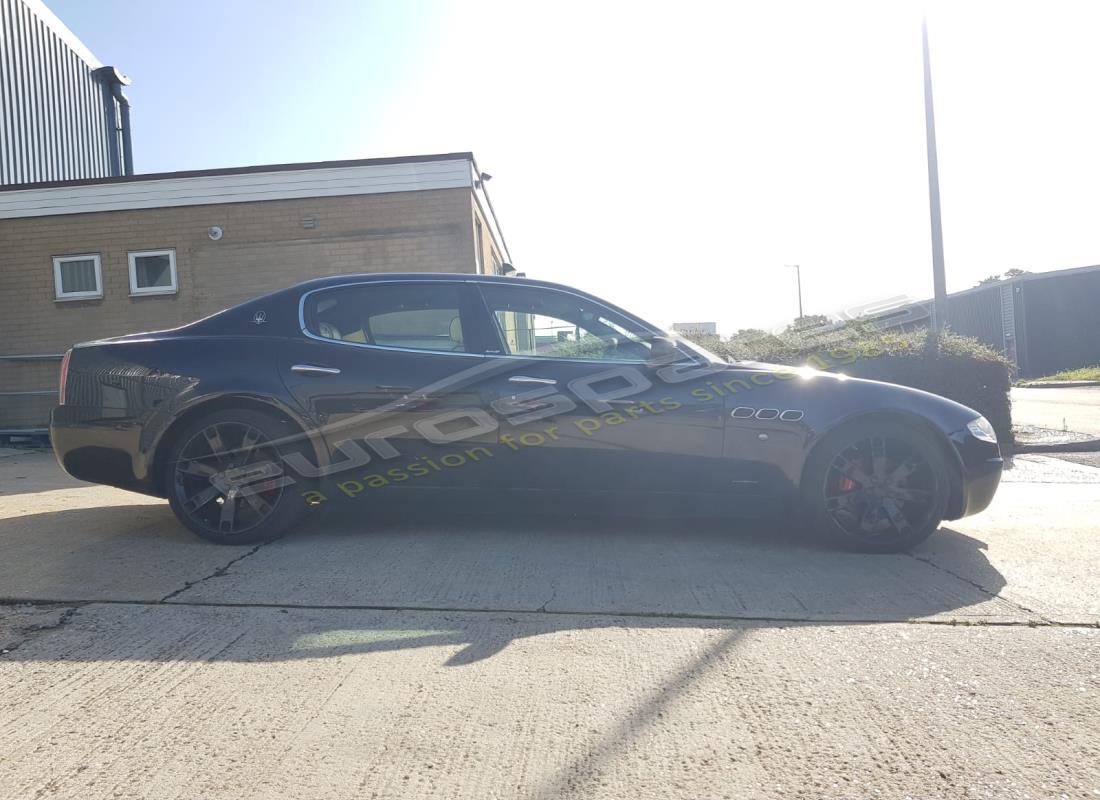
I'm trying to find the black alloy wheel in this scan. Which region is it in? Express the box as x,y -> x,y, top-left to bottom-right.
803,420 -> 950,553
166,409 -> 309,544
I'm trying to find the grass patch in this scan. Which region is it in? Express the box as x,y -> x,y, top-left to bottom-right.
1027,366 -> 1100,383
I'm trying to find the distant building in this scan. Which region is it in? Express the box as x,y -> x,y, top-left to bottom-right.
0,0 -> 133,185
0,152 -> 511,433
672,322 -> 718,336
868,264 -> 1100,377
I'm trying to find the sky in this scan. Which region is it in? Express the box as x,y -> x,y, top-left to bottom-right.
44,0 -> 1100,334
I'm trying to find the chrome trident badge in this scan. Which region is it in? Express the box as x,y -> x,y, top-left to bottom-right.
252,310 -> 268,325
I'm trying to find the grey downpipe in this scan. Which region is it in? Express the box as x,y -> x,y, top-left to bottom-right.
92,67 -> 133,176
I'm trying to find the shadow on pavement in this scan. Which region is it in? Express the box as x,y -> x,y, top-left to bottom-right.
0,502 -> 243,603
0,493 -> 1012,665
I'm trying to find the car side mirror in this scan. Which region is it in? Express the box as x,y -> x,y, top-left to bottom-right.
646,336 -> 682,367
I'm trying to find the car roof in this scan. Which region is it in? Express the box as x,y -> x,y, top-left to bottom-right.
170,270 -> 667,342
284,272 -> 580,294
257,272 -> 660,333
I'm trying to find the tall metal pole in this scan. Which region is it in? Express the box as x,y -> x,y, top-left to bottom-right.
786,264 -> 803,319
922,17 -> 948,334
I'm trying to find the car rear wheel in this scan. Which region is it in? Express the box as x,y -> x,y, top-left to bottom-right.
802,419 -> 951,553
165,409 -> 312,544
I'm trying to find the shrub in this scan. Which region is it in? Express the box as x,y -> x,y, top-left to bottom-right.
686,324 -> 1015,448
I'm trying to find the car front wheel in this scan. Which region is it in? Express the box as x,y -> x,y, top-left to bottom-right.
801,419 -> 951,553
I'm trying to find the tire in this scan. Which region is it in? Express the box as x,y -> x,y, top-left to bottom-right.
165,408 -> 313,544
801,418 -> 951,553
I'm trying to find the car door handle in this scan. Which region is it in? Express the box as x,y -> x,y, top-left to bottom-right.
291,364 -> 341,376
509,375 -> 557,386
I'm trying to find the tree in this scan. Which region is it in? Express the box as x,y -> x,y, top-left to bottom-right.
729,328 -> 769,341
977,274 -> 1002,285
784,314 -> 830,333
1004,268 -> 1030,279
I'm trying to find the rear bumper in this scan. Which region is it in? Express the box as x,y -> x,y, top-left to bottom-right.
50,406 -> 159,496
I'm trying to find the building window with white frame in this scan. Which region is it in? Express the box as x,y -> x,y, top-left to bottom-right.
128,249 -> 178,296
53,254 -> 103,301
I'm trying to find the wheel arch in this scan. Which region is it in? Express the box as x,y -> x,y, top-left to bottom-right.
802,410 -> 966,519
149,394 -> 328,496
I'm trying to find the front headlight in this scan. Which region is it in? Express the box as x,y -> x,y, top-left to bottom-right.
966,416 -> 997,443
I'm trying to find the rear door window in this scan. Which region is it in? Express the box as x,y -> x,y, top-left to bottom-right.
303,282 -> 467,353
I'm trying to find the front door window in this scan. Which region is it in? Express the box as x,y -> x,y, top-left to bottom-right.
479,283 -> 652,361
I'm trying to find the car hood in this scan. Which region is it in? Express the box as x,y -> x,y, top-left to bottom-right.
713,358 -> 984,428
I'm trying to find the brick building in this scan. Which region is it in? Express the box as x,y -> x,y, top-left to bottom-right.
0,152 -> 511,432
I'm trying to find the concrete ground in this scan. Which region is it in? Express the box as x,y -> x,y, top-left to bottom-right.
1050,451 -> 1100,469
1,449 -> 1098,799
1012,385 -> 1100,436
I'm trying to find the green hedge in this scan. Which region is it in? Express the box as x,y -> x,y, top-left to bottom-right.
687,325 -> 1015,448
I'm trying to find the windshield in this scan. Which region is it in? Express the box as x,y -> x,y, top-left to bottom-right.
665,330 -> 726,363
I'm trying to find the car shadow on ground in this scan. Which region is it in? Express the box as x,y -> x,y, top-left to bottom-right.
0,493 -> 1013,667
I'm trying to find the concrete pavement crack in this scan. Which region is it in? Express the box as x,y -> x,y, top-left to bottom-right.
906,552 -> 1054,624
0,604 -> 81,655
536,583 -> 558,613
159,541 -> 271,603
3,597 -> 1097,628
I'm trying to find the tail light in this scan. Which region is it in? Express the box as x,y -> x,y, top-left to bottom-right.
58,349 -> 72,405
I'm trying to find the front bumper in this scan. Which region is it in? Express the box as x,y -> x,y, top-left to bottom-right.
948,429 -> 1003,518
958,455 -> 1003,517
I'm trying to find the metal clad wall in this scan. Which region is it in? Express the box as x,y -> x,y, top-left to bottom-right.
1017,270 -> 1100,377
944,285 -> 1004,351
0,0 -> 112,185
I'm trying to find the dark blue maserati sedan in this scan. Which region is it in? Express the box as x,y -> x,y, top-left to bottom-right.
51,273 -> 1002,552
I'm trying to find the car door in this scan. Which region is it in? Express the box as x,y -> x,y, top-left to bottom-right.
471,281 -> 727,496
278,280 -> 503,492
